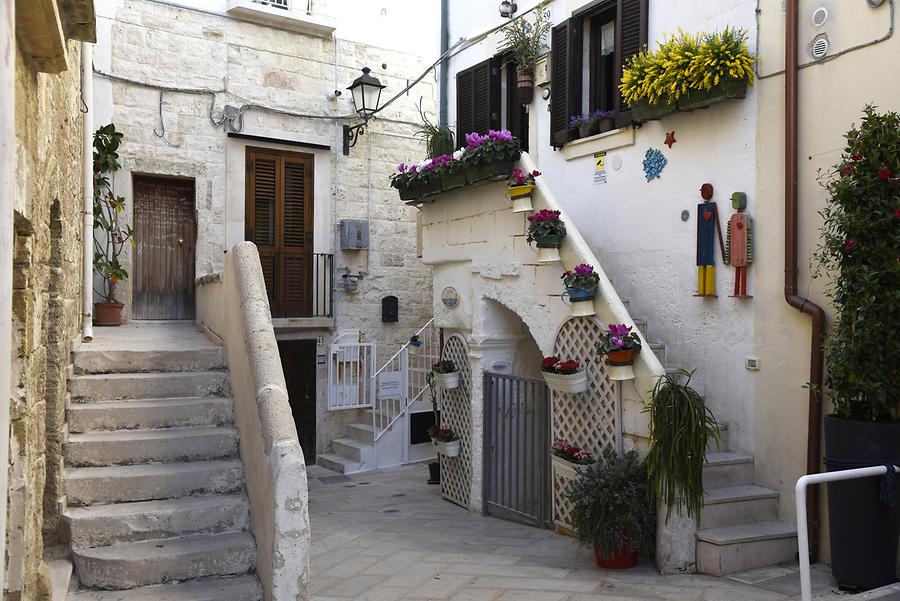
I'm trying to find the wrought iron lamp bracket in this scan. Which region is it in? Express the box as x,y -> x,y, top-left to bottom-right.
342,120 -> 369,155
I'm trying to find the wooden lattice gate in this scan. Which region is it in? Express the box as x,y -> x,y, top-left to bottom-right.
551,317 -> 622,530
440,333 -> 472,508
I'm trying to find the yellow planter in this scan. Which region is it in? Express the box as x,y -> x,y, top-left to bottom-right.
507,183 -> 535,199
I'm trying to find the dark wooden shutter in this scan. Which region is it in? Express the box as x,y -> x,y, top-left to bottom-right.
550,19 -> 583,147
247,152 -> 279,310
456,58 -> 500,138
281,156 -> 312,317
615,0 -> 648,125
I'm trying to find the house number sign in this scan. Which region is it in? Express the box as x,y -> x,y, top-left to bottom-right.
441,287 -> 460,309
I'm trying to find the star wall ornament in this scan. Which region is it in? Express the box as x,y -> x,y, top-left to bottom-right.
642,148 -> 668,182
665,131 -> 676,148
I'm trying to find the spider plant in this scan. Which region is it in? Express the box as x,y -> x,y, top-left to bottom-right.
644,369 -> 719,522
416,100 -> 454,158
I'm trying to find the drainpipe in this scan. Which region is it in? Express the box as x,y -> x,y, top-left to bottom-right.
785,0 -> 826,563
0,0 -> 14,583
82,42 -> 94,342
439,0 -> 449,128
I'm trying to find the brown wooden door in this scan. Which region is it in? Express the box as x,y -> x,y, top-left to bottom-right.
245,148 -> 314,318
133,175 -> 196,320
278,339 -> 317,465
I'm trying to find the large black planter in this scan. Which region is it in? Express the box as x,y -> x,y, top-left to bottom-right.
824,414 -> 900,591
427,460 -> 440,484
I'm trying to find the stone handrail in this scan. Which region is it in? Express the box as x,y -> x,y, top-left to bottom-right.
196,241 -> 310,601
520,152 -> 666,408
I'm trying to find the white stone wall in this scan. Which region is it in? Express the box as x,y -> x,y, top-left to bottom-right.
93,0 -> 436,456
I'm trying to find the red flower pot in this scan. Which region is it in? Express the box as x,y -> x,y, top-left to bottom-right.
593,539 -> 638,569
606,347 -> 636,365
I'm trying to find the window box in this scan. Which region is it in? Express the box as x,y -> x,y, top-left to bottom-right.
631,100 -> 676,122
466,160 -> 516,184
419,179 -> 442,198
677,78 -> 748,112
440,172 -> 468,192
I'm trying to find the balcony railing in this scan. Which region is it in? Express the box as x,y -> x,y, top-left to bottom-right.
310,252 -> 334,318
251,0 -> 290,10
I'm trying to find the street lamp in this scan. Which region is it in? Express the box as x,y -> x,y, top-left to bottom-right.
343,67 -> 386,155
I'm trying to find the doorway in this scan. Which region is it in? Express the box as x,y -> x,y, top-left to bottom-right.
278,339 -> 317,465
132,175 -> 196,320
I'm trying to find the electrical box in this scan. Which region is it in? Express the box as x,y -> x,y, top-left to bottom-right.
381,296 -> 398,323
340,219 -> 369,250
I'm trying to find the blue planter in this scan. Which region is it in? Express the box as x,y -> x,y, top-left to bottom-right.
566,287 -> 596,302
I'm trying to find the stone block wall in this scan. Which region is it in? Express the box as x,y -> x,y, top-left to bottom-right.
7,38 -> 86,601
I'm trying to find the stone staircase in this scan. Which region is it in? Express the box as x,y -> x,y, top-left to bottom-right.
63,322 -> 262,600
317,416 -> 376,474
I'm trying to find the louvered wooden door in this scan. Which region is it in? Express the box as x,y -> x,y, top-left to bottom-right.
133,175 -> 196,320
245,148 -> 314,318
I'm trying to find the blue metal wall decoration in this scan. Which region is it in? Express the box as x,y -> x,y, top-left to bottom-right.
643,148 -> 668,181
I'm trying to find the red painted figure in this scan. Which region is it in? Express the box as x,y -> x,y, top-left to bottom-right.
724,192 -> 753,297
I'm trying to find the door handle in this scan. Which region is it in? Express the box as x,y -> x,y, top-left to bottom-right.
178,238 -> 184,246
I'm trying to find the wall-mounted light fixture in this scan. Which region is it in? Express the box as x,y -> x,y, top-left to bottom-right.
342,67 -> 386,155
499,0 -> 518,18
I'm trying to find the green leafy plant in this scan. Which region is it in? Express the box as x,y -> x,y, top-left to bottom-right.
416,101 -> 455,159
597,324 -> 642,355
812,105 -> 900,423
526,209 -> 565,245
645,369 -> 719,521
498,5 -> 552,73
569,448 -> 656,559
561,263 -> 600,292
93,124 -> 134,304
432,360 -> 457,374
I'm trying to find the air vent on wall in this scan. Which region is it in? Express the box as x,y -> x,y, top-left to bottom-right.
810,34 -> 830,59
811,6 -> 828,27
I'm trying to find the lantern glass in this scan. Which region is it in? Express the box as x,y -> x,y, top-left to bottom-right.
347,67 -> 385,118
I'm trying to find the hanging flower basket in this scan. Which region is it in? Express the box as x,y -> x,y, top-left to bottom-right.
517,69 -> 535,104
541,357 -> 588,393
677,77 -> 748,112
536,235 -> 562,262
508,184 -> 535,212
551,439 -> 595,479
551,454 -> 595,479
433,439 -> 460,457
597,324 -> 642,381
432,360 -> 460,389
429,425 -> 460,457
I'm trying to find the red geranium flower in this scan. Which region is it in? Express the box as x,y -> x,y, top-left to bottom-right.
842,165 -> 853,176
844,239 -> 856,252
851,153 -> 862,161
879,167 -> 892,180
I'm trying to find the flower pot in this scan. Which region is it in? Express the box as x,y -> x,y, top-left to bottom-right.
542,369 -> 588,394
517,70 -> 535,104
535,234 -> 562,262
578,124 -> 593,138
427,460 -> 441,484
93,302 -> 124,326
433,370 -> 460,390
440,171 -> 467,192
433,439 -> 460,457
592,539 -> 638,570
398,186 -> 420,201
631,100 -> 676,122
606,348 -> 637,380
565,287 -> 596,317
419,178 -> 442,197
507,183 -> 535,213
551,454 -> 594,479
677,78 -> 748,111
595,117 -> 616,133
467,160 -> 516,184
824,415 -> 900,591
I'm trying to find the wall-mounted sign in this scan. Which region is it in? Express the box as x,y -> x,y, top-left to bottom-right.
441,287 -> 460,309
379,371 -> 402,400
593,151 -> 607,186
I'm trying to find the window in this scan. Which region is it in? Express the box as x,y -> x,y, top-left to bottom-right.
550,0 -> 648,147
455,56 -> 529,150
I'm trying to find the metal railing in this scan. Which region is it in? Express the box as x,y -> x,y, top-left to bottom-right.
311,253 -> 334,318
327,332 -> 375,411
251,0 -> 290,10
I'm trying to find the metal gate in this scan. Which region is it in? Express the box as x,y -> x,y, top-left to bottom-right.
483,372 -> 551,528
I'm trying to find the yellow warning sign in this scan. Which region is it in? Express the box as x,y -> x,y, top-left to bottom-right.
595,152 -> 606,171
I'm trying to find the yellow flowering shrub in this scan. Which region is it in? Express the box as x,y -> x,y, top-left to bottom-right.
620,27 -> 755,107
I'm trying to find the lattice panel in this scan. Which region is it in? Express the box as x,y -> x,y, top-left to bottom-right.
440,333 -> 472,508
551,317 -> 621,528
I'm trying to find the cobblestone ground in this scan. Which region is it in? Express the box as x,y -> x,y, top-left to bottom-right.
308,464 -> 841,601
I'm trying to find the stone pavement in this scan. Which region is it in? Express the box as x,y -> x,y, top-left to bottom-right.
308,464 -> 842,601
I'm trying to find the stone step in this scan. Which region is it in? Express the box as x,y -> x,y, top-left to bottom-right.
66,495 -> 250,548
700,484 -> 779,529
703,452 -> 754,489
67,575 -> 262,601
347,423 -> 375,443
317,453 -> 362,474
68,397 -> 234,432
72,531 -> 256,589
708,424 -> 730,453
66,426 -> 239,467
332,438 -> 374,464
74,347 -> 226,375
64,460 -> 244,506
47,558 -> 74,601
70,371 -> 228,402
696,521 -> 798,576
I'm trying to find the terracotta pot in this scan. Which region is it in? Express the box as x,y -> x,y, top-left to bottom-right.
93,302 -> 124,326
606,348 -> 636,366
517,70 -> 535,104
593,539 -> 638,570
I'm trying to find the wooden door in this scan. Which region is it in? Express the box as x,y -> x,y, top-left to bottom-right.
278,339 -> 317,465
245,148 -> 314,318
133,175 -> 196,320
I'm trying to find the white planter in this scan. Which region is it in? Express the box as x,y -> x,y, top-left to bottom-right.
433,439 -> 460,457
542,369 -> 588,394
606,363 -> 636,381
511,195 -> 533,213
433,370 -> 460,389
570,299 -> 596,317
537,246 -> 561,262
551,454 -> 594,480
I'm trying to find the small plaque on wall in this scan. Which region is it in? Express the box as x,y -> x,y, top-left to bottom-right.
441,287 -> 460,309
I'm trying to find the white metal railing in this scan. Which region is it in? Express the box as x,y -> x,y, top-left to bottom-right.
795,464 -> 899,601
371,319 -> 439,442
251,0 -> 290,9
327,332 -> 376,411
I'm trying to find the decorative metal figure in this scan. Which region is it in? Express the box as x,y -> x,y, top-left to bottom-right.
696,183 -> 724,296
724,192 -> 753,297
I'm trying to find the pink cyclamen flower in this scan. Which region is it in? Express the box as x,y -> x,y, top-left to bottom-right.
879,167 -> 892,180
610,336 -> 624,348
465,132 -> 489,150
396,163 -> 408,173
488,129 -> 513,142
608,323 -> 632,337
574,263 -> 594,277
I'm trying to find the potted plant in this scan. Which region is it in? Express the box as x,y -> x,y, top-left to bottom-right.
432,359 -> 460,390
507,167 -> 541,213
562,264 -> 600,317
428,425 -> 460,457
589,109 -> 616,134
526,209 -> 565,261
92,124 -> 134,326
569,448 -> 656,569
645,369 -> 719,523
463,130 -> 521,182
409,334 -> 422,348
541,357 -> 588,394
596,324 -> 642,381
812,106 -> 900,591
550,438 -> 595,479
499,8 -> 551,104
569,114 -> 589,139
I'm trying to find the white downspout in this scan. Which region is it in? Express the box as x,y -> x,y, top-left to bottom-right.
82,42 -> 94,342
0,0 -> 16,582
